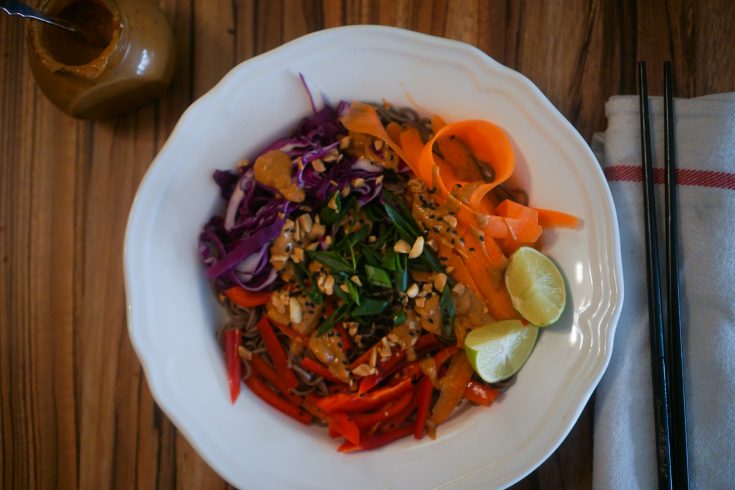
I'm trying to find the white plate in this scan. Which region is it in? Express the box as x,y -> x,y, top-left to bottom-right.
124,26 -> 623,490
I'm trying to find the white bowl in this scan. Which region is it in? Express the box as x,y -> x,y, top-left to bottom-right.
124,26 -> 623,490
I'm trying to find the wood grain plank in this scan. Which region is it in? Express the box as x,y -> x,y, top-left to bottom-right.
444,0 -> 478,44
409,0 -> 438,34
693,0 -> 735,96
193,0 -> 237,98
3,2 -> 735,490
1,13 -> 83,490
28,97 -> 82,490
284,0 -> 323,40
175,435 -> 234,490
74,113 -> 145,489
233,0 -> 257,61
322,0 -> 345,28
1,16 -> 27,490
255,0 -> 287,54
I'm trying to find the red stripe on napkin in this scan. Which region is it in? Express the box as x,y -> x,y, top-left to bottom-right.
605,165 -> 735,190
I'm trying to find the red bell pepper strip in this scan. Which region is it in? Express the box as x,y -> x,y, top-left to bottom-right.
357,373 -> 380,394
349,333 -> 440,370
327,412 -> 360,445
224,286 -> 272,307
464,381 -> 500,406
334,323 -> 353,351
395,362 -> 422,382
353,391 -> 413,429
317,378 -> 413,413
244,375 -> 312,425
299,357 -> 347,385
328,384 -> 352,395
356,333 -> 440,391
271,320 -> 309,345
256,316 -> 298,390
328,424 -> 341,438
434,346 -> 459,368
414,333 -> 441,352
250,354 -> 303,406
223,329 -> 242,403
337,424 -> 415,453
380,395 -> 418,434
357,351 -> 407,394
414,375 -> 434,439
302,394 -> 327,420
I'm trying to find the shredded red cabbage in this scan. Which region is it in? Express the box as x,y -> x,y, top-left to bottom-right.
199,88 -> 384,293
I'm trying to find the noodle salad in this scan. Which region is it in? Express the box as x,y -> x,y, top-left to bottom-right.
199,84 -> 579,452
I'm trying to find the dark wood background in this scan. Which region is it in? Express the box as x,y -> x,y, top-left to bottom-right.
2,1 -> 734,488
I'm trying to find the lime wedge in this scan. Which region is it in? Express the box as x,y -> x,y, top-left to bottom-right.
464,320 -> 539,383
504,246 -> 566,327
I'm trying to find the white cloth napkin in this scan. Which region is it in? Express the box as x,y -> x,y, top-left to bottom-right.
591,94 -> 735,490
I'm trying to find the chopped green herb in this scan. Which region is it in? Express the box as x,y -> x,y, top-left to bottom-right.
394,255 -> 408,292
348,226 -> 370,247
365,265 -> 392,288
382,201 -> 416,241
359,245 -> 383,268
293,262 -> 323,305
381,249 -> 399,271
345,277 -> 361,304
317,302 -> 351,336
352,298 -> 389,317
382,190 -> 422,238
311,251 -> 354,273
346,241 -> 357,269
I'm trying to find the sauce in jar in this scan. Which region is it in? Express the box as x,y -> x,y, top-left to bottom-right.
27,0 -> 176,119
43,1 -> 115,65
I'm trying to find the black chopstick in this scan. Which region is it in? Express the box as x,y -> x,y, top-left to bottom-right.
638,61 -> 673,490
663,61 -> 689,488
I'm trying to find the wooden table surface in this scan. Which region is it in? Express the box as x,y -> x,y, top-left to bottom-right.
2,1 -> 734,488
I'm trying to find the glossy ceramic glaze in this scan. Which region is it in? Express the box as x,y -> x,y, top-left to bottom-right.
124,26 -> 623,490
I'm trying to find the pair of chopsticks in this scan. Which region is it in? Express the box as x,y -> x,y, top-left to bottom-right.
638,61 -> 689,490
